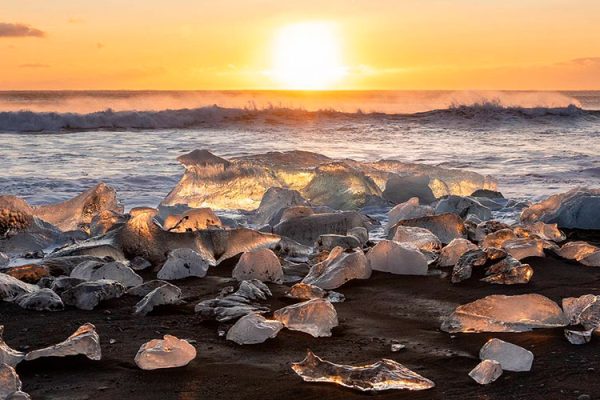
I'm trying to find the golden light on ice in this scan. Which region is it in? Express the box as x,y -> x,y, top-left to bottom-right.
270,22 -> 346,90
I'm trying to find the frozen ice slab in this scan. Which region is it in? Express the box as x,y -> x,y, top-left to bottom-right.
387,197 -> 434,231
391,213 -> 466,244
292,350 -> 435,392
302,247 -> 371,290
157,248 -> 210,280
441,294 -> 568,333
469,359 -> 502,385
134,283 -> 183,316
274,298 -> 338,337
26,323 -> 101,361
0,273 -> 39,302
0,327 -> 25,367
502,238 -> 545,260
555,241 -> 599,262
71,260 -> 143,288
61,279 -> 126,310
232,248 -> 283,283
479,338 -> 533,372
226,313 -> 283,345
134,335 -> 196,370
435,195 -> 492,221
366,240 -> 428,275
15,288 -> 64,311
0,363 -> 25,400
438,238 -> 478,267
389,226 -> 442,252
564,329 -> 592,345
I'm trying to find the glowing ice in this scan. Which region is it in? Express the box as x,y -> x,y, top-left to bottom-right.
232,248 -> 283,283
273,298 -> 338,337
389,226 -> 441,252
134,335 -> 196,370
134,283 -> 183,316
481,256 -> 533,285
302,247 -> 371,290
481,229 -> 517,249
366,240 -> 428,275
226,313 -> 283,345
391,213 -> 466,244
479,339 -> 533,372
441,294 -> 568,333
555,241 -> 598,262
469,359 -> 502,385
157,248 -> 210,280
71,260 -> 143,288
25,323 -> 101,361
291,350 -> 435,392
435,195 -> 492,221
286,282 -> 327,300
438,238 -> 478,267
163,208 -> 222,232
252,187 -> 309,226
502,238 -> 545,260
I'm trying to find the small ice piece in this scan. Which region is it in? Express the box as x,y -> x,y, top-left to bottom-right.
291,350 -> 435,392
474,220 -> 511,242
562,294 -> 598,325
479,339 -> 533,372
555,241 -> 599,261
502,238 -> 545,260
286,282 -> 327,300
451,249 -> 487,283
391,341 -> 406,352
387,197 -> 434,230
15,288 -> 64,311
134,283 -> 183,316
273,298 -> 338,337
61,279 -> 126,310
25,323 -> 101,361
134,335 -> 196,370
231,248 -> 283,283
523,221 -> 566,242
0,327 -> 25,367
316,234 -> 361,251
438,238 -> 478,267
226,313 -> 283,345
194,280 -> 272,322
435,195 -> 492,221
469,359 -> 503,385
0,363 -> 24,400
71,260 -> 143,288
0,272 -> 39,302
481,255 -> 533,285
389,226 -> 442,252
481,229 -> 517,249
564,329 -> 593,345
127,280 -> 171,297
157,248 -> 210,280
326,291 -> 345,303
302,247 -> 371,290
366,240 -> 428,275
441,294 -> 568,333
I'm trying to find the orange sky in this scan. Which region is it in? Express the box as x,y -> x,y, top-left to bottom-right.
1,0 -> 600,90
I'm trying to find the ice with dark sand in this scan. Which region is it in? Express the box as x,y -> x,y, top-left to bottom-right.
2,92 -> 600,399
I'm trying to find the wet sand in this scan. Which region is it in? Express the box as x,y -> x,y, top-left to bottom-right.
4,247 -> 600,400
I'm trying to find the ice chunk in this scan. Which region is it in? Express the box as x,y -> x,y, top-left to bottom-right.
302,247 -> 371,290
564,329 -> 592,345
127,280 -> 171,297
435,195 -> 492,221
128,256 -> 152,271
481,229 -> 517,249
274,212 -> 370,246
382,174 -> 436,205
562,294 -> 598,325
135,335 -> 196,370
555,241 -> 599,262
49,276 -> 86,295
71,260 -> 142,288
521,188 -> 600,229
26,323 -> 101,361
438,238 -> 478,267
479,339 -> 533,372
481,256 -> 533,285
286,283 -> 327,300
387,197 -> 434,230
469,359 -> 503,385
279,205 -> 314,223
0,363 -> 24,400
292,350 -> 435,392
134,283 -> 183,316
316,234 -> 361,251
273,298 -> 338,337
441,294 -> 568,333
0,272 -> 39,302
157,248 -> 210,280
581,251 -> 600,267
366,240 -> 428,275
502,238 -> 545,260
226,313 -> 283,345
15,288 -> 64,311
347,226 -> 369,246
0,327 -> 25,367
451,249 -> 487,283
251,187 -> 309,226
232,248 -> 283,283
391,213 -> 466,244
194,280 -> 271,322
61,279 -> 126,310
0,252 -> 9,267
389,226 -> 442,252
474,220 -> 511,242
522,221 -> 566,242
163,207 -> 222,232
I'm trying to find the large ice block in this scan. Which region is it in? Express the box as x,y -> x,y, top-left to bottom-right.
232,248 -> 283,283
366,240 -> 428,275
273,298 -> 338,337
302,247 -> 371,289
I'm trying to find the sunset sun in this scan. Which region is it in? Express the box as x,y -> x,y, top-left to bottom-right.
270,22 -> 346,90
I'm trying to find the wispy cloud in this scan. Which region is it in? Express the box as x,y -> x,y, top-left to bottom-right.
0,23 -> 45,38
19,63 -> 50,68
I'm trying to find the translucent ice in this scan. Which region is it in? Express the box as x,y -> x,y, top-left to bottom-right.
226,313 -> 283,345
502,238 -> 545,260
291,350 -> 435,392
481,229 -> 517,249
286,282 -> 327,300
366,240 -> 428,275
71,260 -> 143,288
194,280 -> 271,322
273,298 -> 338,337
162,207 -> 222,232
26,323 -> 101,361
387,197 -> 434,230
251,187 -> 309,226
134,283 -> 183,316
438,238 -> 478,267
391,213 -> 466,244
469,359 -> 503,385
555,241 -> 599,262
134,335 -> 196,370
451,249 -> 487,283
441,294 -> 568,333
435,195 -> 492,221
302,247 -> 371,290
232,248 -> 283,283
157,248 -> 210,280
389,226 -> 442,252
564,329 -> 592,345
479,338 -> 533,372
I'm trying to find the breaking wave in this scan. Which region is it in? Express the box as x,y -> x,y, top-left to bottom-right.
0,102 -> 598,133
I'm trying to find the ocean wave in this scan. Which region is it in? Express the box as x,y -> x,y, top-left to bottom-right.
0,102 -> 598,133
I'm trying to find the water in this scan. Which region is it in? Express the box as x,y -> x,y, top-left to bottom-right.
0,90 -> 599,209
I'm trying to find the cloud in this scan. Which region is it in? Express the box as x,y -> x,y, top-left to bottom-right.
0,23 -> 45,38
19,63 -> 50,68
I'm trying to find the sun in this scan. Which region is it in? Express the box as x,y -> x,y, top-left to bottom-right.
270,22 -> 346,90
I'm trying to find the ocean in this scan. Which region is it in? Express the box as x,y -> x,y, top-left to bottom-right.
0,90 -> 599,210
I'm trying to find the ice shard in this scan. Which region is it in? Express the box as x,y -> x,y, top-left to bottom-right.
302,247 -> 371,290
273,298 -> 338,337
469,359 -> 503,385
157,248 -> 210,280
134,283 -> 183,316
366,240 -> 428,275
226,313 -> 283,345
71,260 -> 143,288
0,327 -> 25,367
291,350 -> 435,392
25,323 -> 101,361
441,294 -> 568,333
134,335 -> 196,370
479,338 -> 533,372
438,238 -> 478,267
232,248 -> 283,283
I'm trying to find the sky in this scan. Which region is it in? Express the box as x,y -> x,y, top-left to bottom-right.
1,0 -> 600,90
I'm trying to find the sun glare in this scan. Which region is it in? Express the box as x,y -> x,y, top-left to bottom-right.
271,22 -> 346,90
